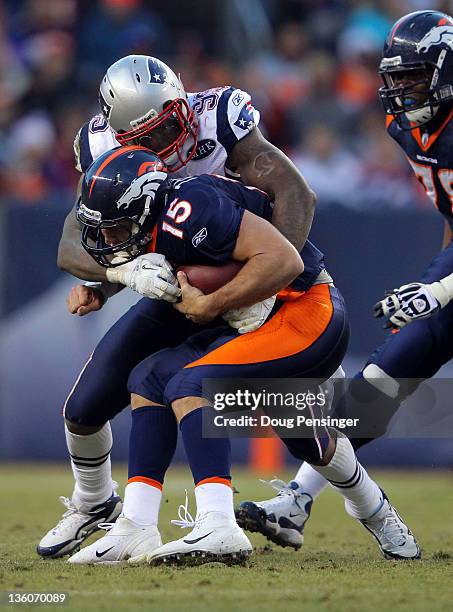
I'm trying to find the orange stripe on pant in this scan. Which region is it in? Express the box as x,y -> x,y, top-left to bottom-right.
185,283 -> 334,367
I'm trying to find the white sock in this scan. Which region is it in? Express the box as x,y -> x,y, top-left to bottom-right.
293,462 -> 329,499
122,481 -> 162,526
195,483 -> 234,520
311,436 -> 383,520
65,422 -> 114,512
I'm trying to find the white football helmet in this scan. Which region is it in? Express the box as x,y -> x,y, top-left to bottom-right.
99,55 -> 198,171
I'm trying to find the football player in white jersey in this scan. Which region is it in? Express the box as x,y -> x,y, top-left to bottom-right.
38,55 -> 319,560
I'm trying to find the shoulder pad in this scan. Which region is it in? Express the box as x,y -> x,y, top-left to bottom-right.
216,87 -> 260,155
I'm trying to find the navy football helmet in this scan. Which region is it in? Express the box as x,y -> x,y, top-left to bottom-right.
77,146 -> 168,267
379,10 -> 453,129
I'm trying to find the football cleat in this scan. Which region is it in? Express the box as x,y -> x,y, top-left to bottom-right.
360,492 -> 421,560
131,495 -> 252,566
235,479 -> 313,550
67,515 -> 162,564
37,487 -> 122,559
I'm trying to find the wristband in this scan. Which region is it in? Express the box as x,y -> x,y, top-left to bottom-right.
428,273 -> 453,308
83,281 -> 122,305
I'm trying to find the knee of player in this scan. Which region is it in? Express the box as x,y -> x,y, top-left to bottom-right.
171,396 -> 206,422
362,364 -> 400,399
64,416 -> 104,435
128,357 -> 158,395
128,350 -> 174,392
63,395 -> 102,431
130,393 -> 164,410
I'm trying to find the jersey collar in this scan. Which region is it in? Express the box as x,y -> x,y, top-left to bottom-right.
410,108 -> 453,152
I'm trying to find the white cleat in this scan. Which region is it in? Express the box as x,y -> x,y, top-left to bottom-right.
67,516 -> 162,565
236,479 -> 312,550
37,488 -> 122,559
133,497 -> 252,566
360,492 -> 421,560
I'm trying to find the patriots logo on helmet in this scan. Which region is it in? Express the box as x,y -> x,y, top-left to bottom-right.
99,91 -> 112,121
416,25 -> 453,53
116,171 -> 167,209
147,57 -> 169,84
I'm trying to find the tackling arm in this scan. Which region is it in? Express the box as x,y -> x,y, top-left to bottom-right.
227,128 -> 316,251
57,176 -> 109,281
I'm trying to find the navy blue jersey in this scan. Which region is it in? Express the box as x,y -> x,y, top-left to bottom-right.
387,110 -> 453,228
151,174 -> 325,292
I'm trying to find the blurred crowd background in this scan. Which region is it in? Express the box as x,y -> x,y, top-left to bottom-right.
2,0 -> 452,210
2,1 -> 453,465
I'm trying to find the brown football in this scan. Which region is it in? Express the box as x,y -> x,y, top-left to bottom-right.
176,261 -> 244,294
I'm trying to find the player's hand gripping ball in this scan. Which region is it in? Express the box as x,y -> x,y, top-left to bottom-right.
174,262 -> 243,324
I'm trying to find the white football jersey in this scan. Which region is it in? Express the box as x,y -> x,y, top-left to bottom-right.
74,86 -> 260,179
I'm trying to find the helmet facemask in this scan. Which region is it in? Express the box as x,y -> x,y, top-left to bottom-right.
379,61 -> 443,128
115,98 -> 198,171
379,47 -> 453,130
77,198 -> 158,267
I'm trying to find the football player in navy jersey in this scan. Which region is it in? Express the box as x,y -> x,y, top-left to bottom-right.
63,147 -> 418,565
38,54 -> 323,558
237,9 -> 453,550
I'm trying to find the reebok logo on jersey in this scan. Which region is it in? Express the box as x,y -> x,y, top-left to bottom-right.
232,92 -> 245,106
192,227 -> 207,247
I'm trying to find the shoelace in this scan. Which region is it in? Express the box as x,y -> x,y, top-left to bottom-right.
381,511 -> 406,546
259,478 -> 295,497
54,480 -> 120,530
56,497 -> 79,523
170,491 -> 197,529
52,497 -> 86,534
97,522 -> 115,531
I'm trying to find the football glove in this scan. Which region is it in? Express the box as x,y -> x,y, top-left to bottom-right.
374,278 -> 453,329
106,253 -> 181,302
223,295 -> 276,334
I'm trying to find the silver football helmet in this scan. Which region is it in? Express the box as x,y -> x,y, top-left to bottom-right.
99,55 -> 198,171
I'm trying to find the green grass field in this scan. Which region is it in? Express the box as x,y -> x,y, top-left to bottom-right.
1,464 -> 452,612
